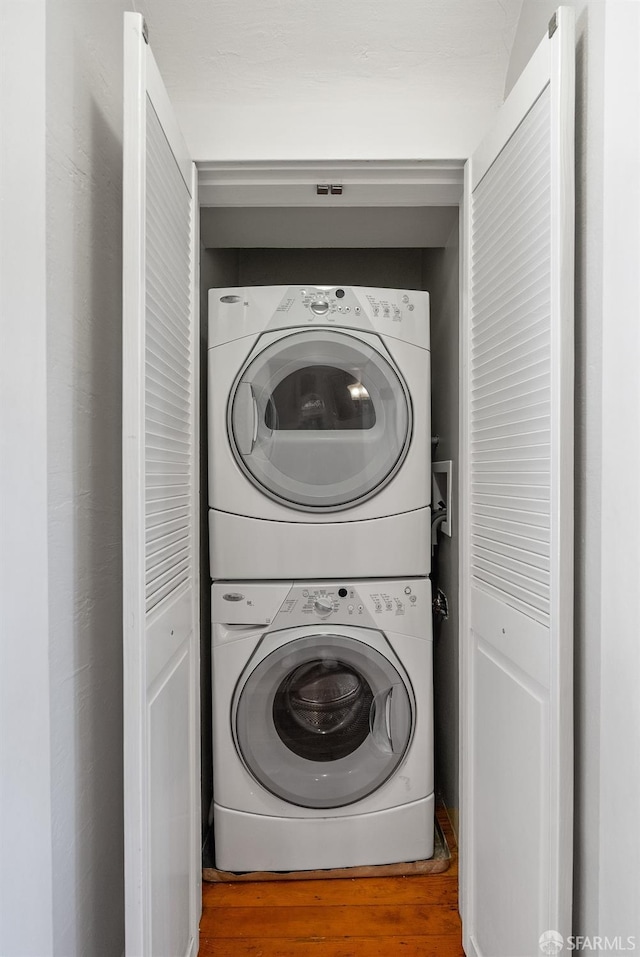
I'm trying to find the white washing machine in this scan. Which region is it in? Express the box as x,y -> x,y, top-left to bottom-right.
208,285 -> 431,580
211,577 -> 434,872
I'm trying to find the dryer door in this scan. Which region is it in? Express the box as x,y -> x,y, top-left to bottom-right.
228,330 -> 412,511
234,633 -> 414,808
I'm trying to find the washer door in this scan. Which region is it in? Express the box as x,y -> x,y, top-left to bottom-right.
234,633 -> 414,808
228,330 -> 412,511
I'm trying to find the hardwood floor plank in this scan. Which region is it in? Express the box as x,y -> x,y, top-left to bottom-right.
200,903 -> 461,940
204,873 -> 459,907
199,934 -> 465,957
199,807 -> 463,956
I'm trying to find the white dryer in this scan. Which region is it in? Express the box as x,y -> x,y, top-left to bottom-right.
211,577 -> 434,872
208,285 -> 431,580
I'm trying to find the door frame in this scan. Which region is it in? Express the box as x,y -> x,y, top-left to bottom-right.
198,160 -> 465,208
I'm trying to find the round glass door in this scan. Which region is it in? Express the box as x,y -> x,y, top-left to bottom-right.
234,633 -> 414,809
228,330 -> 412,511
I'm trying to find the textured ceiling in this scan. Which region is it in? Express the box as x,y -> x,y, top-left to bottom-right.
136,0 -> 522,105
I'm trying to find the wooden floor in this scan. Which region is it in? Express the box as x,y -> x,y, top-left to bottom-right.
199,809 -> 464,956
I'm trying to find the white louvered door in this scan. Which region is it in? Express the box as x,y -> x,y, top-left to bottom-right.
460,8 -> 574,956
123,13 -> 200,957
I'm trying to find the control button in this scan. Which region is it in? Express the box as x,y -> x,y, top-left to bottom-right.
338,588 -> 348,598
404,587 -> 412,595
345,306 -> 351,312
302,589 -> 309,597
410,595 -> 417,604
313,596 -> 334,616
354,307 -> 361,315
408,304 -> 415,311
358,604 -> 364,613
335,288 -> 345,298
402,294 -> 410,303
311,301 -> 329,315
348,604 -> 354,612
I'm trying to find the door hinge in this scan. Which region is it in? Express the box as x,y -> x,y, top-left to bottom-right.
142,19 -> 149,44
548,12 -> 558,38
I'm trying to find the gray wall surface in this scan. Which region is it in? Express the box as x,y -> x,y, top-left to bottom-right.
235,247 -> 425,290
45,2 -> 129,953
422,226 -> 460,823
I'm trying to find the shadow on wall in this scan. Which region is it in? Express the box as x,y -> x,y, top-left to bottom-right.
47,85 -> 125,954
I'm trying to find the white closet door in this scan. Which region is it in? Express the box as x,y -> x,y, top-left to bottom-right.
460,8 -> 574,956
122,13 -> 200,957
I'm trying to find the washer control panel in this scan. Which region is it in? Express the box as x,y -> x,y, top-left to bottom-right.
276,286 -> 420,325
213,578 -> 431,638
297,286 -> 364,321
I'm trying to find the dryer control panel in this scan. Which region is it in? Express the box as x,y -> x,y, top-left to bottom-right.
212,578 -> 431,639
209,285 -> 430,351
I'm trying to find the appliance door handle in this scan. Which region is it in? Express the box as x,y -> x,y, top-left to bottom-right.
369,687 -> 395,755
233,381 -> 258,455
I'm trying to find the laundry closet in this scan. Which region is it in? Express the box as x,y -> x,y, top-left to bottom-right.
122,9 -> 575,957
196,207 -> 462,862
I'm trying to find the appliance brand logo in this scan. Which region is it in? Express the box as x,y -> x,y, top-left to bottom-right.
223,592 -> 245,602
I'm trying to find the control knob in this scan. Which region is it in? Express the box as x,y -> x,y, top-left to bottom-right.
313,596 -> 334,617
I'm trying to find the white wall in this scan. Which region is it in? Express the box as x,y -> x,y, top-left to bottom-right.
136,0 -> 522,162
507,0 -> 640,943
597,2 -> 640,941
0,4 -> 54,955
2,2 -> 129,954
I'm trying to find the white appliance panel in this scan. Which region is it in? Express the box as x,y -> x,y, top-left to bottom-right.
214,796 -> 435,872
208,508 -> 430,580
209,285 -> 430,351
211,576 -> 432,631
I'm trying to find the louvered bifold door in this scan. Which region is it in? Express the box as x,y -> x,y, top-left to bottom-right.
460,8 -> 574,957
122,14 -> 200,957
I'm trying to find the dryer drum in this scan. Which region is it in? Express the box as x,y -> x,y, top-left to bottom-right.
273,659 -> 374,762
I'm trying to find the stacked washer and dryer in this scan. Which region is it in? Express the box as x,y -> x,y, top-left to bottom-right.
208,284 -> 434,871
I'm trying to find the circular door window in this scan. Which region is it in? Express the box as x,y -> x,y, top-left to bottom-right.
227,331 -> 412,511
234,633 -> 414,808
